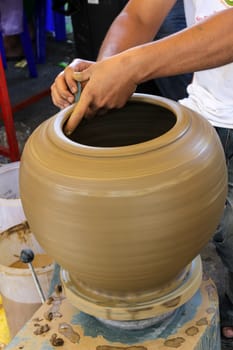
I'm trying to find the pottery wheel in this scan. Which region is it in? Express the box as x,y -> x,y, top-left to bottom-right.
96,309 -> 176,330
60,255 -> 202,321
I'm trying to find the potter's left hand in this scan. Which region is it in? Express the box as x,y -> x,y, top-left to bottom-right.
64,54 -> 138,135
51,58 -> 94,109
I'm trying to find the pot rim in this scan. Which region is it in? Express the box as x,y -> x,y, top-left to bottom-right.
49,93 -> 191,158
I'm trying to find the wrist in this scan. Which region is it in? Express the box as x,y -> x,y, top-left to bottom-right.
121,45 -> 153,86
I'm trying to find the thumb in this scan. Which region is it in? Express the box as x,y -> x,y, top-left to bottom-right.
73,70 -> 90,83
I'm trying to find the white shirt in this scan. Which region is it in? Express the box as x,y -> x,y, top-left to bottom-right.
180,0 -> 233,128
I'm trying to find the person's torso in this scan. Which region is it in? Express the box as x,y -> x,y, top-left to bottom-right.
181,0 -> 233,128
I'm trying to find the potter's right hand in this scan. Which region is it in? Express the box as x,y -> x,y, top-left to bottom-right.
51,59 -> 94,109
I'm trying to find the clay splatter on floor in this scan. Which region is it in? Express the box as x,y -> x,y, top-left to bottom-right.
185,326 -> 199,336
58,323 -> 80,343
164,337 -> 185,348
196,317 -> 208,326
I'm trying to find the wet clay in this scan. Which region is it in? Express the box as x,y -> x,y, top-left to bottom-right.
164,337 -> 185,348
10,254 -> 53,269
44,285 -> 66,320
58,323 -> 80,343
20,94 -> 227,320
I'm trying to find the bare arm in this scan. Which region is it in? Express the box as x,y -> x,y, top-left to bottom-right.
97,0 -> 176,59
130,7 -> 233,83
51,0 -> 176,110
63,7 -> 233,134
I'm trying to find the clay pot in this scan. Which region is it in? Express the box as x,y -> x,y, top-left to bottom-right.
19,94 -> 227,309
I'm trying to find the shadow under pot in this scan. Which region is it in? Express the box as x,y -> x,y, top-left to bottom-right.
19,94 -> 227,321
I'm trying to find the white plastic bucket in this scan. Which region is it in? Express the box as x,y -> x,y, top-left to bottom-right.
0,162 -> 26,232
0,222 -> 54,338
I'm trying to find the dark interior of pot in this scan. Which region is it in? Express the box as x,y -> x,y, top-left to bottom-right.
66,101 -> 176,147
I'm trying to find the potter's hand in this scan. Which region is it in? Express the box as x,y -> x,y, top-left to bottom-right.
51,59 -> 94,109
64,55 -> 138,135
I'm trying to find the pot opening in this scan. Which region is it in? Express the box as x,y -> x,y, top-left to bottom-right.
66,101 -> 176,147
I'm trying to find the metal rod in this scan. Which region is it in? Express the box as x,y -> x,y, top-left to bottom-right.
28,261 -> 46,303
20,249 -> 46,304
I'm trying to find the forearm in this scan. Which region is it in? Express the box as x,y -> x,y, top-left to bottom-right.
97,0 -> 176,60
123,8 -> 233,84
97,13 -> 156,60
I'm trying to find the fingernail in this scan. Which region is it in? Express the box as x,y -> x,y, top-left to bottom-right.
65,128 -> 73,136
71,86 -> 77,94
74,72 -> 83,81
68,97 -> 74,103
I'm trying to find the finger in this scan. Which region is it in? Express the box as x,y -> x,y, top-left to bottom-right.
53,73 -> 74,103
64,93 -> 92,135
65,70 -> 79,95
51,84 -> 72,109
70,59 -> 94,71
83,104 -> 107,119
